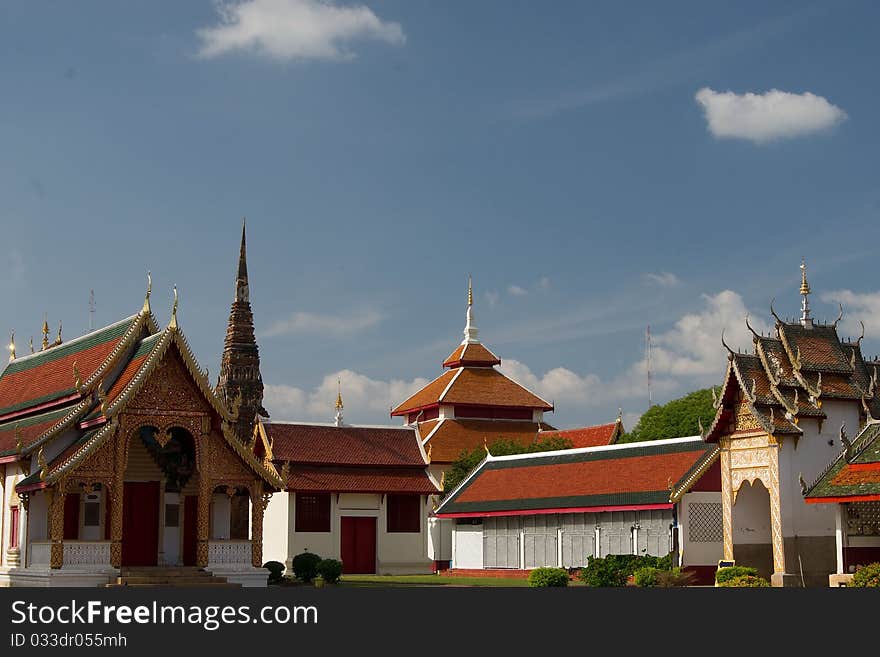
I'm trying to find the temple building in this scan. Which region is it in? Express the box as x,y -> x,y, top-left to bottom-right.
804,418 -> 880,585
392,278 -> 555,482
258,392 -> 440,575
703,260 -> 880,586
0,235 -> 283,587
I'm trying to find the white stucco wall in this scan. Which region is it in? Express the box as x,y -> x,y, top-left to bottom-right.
733,480 -> 772,544
678,492 -> 723,567
211,494 -> 231,540
452,522 -> 483,569
261,491 -> 289,566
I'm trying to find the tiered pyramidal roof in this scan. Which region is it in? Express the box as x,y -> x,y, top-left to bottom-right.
392,278 -> 554,465
217,221 -> 268,444
706,261 -> 880,442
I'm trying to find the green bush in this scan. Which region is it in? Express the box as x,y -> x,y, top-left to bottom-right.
528,567 -> 569,587
718,574 -> 770,587
852,562 -> 880,587
656,567 -> 695,588
579,553 -> 676,587
317,559 -> 344,585
263,560 -> 285,584
634,566 -> 659,587
715,566 -> 758,585
292,552 -> 323,583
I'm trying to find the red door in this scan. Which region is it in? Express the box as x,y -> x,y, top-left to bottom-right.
63,493 -> 80,540
182,495 -> 198,567
341,516 -> 377,574
121,481 -> 160,567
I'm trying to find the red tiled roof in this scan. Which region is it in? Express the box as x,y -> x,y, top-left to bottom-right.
831,465 -> 880,487
543,422 -> 621,448
779,324 -> 851,373
442,368 -> 551,410
287,465 -> 438,494
392,370 -> 458,415
443,342 -> 501,368
0,404 -> 79,455
0,316 -> 136,418
266,422 -> 426,467
422,419 -> 554,464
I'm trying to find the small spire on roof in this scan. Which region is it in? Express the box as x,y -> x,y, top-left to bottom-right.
143,271 -> 152,314
462,275 -> 479,344
28,336 -> 34,354
41,315 -> 49,350
170,285 -> 179,329
8,330 -> 15,361
53,321 -> 62,347
800,257 -> 813,328
334,378 -> 345,426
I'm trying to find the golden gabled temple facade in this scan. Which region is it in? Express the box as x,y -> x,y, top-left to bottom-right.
704,261 -> 880,586
0,241 -> 283,587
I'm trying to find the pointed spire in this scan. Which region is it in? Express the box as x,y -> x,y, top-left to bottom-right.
143,271 -> 152,314
8,330 -> 15,362
28,336 -> 34,354
462,274 -> 479,344
800,257 -> 813,328
41,315 -> 49,350
170,285 -> 179,329
236,218 -> 249,303
334,378 -> 344,427
53,321 -> 62,347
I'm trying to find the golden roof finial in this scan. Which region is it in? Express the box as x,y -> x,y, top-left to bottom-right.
483,436 -> 490,455
38,447 -> 48,481
42,315 -> 49,350
800,257 -> 812,326
169,285 -> 179,329
468,274 -> 473,307
143,271 -> 152,314
8,330 -> 15,362
426,443 -> 433,463
53,321 -> 62,347
73,361 -> 83,392
14,425 -> 23,454
335,378 -> 344,411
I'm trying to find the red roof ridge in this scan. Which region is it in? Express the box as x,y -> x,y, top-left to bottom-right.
487,435 -> 704,464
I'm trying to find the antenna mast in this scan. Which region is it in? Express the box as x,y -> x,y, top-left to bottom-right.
646,325 -> 654,409
89,290 -> 95,332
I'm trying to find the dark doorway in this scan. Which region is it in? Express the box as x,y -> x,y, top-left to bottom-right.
121,481 -> 160,566
183,495 -> 198,567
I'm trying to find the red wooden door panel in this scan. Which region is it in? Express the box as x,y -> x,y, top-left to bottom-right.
341,516 -> 377,574
63,493 -> 80,540
183,495 -> 198,567
121,481 -> 160,567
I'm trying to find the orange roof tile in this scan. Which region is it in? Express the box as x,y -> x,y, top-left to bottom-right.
544,422 -> 620,448
391,370 -> 458,415
442,368 -> 552,409
423,418 -> 554,464
443,342 -> 501,368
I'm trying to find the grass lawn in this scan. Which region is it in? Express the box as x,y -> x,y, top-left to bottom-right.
338,574 -> 533,587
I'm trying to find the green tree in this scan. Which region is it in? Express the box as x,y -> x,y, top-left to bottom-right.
619,388 -> 715,443
442,435 -> 573,495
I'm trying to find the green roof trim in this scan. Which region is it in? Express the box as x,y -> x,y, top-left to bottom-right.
0,404 -> 74,433
15,427 -> 102,489
805,421 -> 880,499
440,491 -> 672,515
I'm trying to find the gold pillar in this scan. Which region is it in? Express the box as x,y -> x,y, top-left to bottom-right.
250,481 -> 267,568
109,432 -> 125,568
47,487 -> 66,569
768,439 -> 785,574
720,439 -> 734,561
196,435 -> 211,568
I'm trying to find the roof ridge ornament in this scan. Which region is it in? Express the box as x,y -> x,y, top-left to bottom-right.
28,336 -> 34,354
800,257 -> 813,328
334,378 -> 344,427
170,285 -> 179,329
720,329 -> 735,357
143,271 -> 152,314
745,313 -> 761,341
856,321 -> 865,347
53,321 -> 62,347
73,361 -> 83,393
462,275 -> 479,344
8,330 -> 15,362
711,386 -> 721,410
833,303 -> 844,329
770,298 -> 783,326
840,422 -> 852,460
42,315 -> 49,350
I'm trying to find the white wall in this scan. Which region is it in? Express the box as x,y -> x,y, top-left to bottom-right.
678,492 -> 723,567
452,523 -> 483,569
733,480 -> 772,544
211,494 -> 231,540
261,492 -> 289,566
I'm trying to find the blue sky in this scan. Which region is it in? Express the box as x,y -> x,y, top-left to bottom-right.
2,1 -> 879,429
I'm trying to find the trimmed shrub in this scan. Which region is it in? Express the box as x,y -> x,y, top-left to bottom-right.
718,574 -> 770,588
656,567 -> 695,588
317,559 -> 344,585
292,552 -> 323,583
852,562 -> 880,587
579,557 -> 628,587
634,566 -> 660,587
263,560 -> 285,584
715,566 -> 759,585
528,567 -> 569,587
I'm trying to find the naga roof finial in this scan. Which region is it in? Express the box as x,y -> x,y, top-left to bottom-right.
720,329 -> 735,356
745,313 -> 761,341
833,303 -> 844,328
856,320 -> 865,347
170,285 -> 179,329
28,336 -> 34,354
799,473 -> 808,496
769,298 -> 783,325
53,321 -> 62,347
143,271 -> 152,314
8,330 -> 15,362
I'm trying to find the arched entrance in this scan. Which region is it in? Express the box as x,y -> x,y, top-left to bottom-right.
121,426 -> 198,567
732,479 -> 773,579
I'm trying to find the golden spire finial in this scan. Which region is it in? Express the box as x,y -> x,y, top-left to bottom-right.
54,321 -> 62,346
799,257 -> 812,326
143,271 -> 152,314
8,330 -> 15,362
483,436 -> 490,455
335,378 -> 344,411
468,274 -> 473,306
800,257 -> 810,295
169,285 -> 179,329
42,315 -> 49,350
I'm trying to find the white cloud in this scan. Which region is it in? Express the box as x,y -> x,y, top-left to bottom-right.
695,87 -> 847,143
820,289 -> 880,340
196,0 -> 405,62
536,277 -> 551,291
261,309 -> 382,338
484,291 -> 500,307
645,272 -> 680,287
264,369 -> 428,423
507,285 -> 528,297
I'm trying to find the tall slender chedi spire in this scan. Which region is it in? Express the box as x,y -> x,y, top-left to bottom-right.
800,257 -> 813,328
218,220 -> 268,443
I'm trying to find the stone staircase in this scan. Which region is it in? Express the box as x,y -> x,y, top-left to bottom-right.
106,566 -> 241,588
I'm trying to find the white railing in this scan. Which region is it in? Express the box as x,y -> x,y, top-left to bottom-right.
28,541 -> 51,567
63,541 -> 111,567
208,540 -> 253,567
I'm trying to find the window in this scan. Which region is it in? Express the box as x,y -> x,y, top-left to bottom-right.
387,495 -> 421,533
688,502 -> 723,542
84,493 -> 101,527
295,493 -> 331,532
9,506 -> 20,548
165,504 -> 180,528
